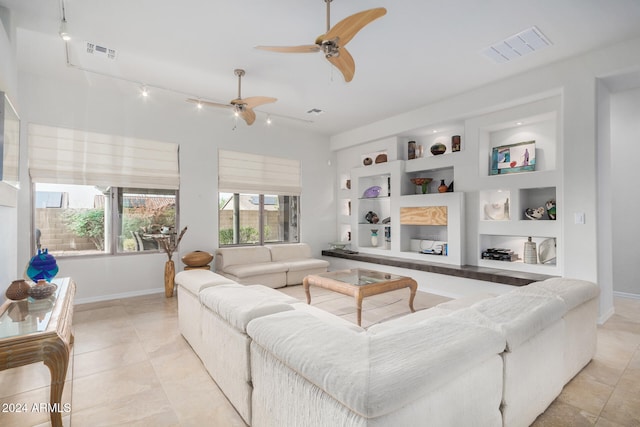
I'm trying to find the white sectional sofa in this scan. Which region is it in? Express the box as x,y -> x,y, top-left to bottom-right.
214,243 -> 330,288
175,270 -> 599,427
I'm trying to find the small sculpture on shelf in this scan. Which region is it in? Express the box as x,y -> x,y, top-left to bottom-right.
524,207 -> 545,220
365,211 -> 379,224
545,200 -> 556,220
438,179 -> 448,193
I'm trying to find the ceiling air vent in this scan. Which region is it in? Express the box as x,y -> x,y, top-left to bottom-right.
482,26 -> 551,63
307,108 -> 325,115
86,41 -> 117,60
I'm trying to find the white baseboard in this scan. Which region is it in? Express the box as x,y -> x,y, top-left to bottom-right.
598,306 -> 615,325
74,287 -> 164,305
613,291 -> 640,300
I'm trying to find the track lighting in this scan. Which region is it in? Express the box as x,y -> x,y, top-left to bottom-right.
59,19 -> 70,41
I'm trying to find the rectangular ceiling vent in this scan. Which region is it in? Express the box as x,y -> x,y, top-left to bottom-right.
85,41 -> 117,60
482,26 -> 551,64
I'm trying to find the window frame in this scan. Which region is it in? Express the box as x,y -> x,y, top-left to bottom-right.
32,184 -> 180,258
218,192 -> 299,247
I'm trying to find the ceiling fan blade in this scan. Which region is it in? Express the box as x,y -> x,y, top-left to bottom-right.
186,98 -> 231,109
239,108 -> 257,125
241,96 -> 277,109
327,47 -> 355,82
255,45 -> 320,53
325,7 -> 387,46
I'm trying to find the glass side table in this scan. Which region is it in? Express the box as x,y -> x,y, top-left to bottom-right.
0,277 -> 76,427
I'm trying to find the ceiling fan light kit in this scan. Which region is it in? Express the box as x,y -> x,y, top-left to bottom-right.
186,69 -> 276,126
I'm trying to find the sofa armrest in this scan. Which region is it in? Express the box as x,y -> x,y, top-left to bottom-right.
248,310 -> 505,419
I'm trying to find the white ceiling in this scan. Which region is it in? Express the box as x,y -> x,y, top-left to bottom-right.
2,0 -> 640,136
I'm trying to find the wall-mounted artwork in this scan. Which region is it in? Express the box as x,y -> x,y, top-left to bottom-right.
490,140 -> 535,175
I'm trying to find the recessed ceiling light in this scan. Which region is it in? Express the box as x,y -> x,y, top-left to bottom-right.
141,86 -> 149,97
516,121 -> 523,125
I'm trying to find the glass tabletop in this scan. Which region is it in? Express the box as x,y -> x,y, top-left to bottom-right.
317,268 -> 406,286
0,280 -> 66,339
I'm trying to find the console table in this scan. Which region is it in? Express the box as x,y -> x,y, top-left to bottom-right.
0,277 -> 75,427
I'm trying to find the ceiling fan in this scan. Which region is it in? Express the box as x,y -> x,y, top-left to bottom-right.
186,69 -> 277,125
255,0 -> 387,82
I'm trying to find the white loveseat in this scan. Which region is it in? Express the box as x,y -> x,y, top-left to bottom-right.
214,243 -> 330,288
176,270 -> 599,427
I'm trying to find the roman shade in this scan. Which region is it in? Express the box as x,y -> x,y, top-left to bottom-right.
28,124 -> 179,190
218,149 -> 301,195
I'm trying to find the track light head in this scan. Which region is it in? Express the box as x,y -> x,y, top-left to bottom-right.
59,19 -> 71,41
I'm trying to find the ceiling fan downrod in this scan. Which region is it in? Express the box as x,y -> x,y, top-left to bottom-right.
325,0 -> 332,33
234,68 -> 245,100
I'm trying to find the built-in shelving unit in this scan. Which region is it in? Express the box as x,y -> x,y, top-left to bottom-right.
334,94 -> 562,277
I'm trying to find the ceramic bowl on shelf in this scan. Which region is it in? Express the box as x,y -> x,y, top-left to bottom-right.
329,242 -> 349,250
362,186 -> 382,198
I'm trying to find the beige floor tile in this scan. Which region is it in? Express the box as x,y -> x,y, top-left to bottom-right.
532,399 -> 597,426
73,340 -> 149,378
557,373 -> 614,416
4,287 -> 639,425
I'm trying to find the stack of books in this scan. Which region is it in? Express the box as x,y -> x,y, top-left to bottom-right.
481,248 -> 518,262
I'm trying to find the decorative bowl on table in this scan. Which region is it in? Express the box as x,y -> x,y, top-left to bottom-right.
28,279 -> 57,300
410,177 -> 432,194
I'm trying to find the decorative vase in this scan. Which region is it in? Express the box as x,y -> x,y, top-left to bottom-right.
165,260 -> 176,297
371,229 -> 379,247
26,248 -> 58,282
5,279 -> 31,301
438,179 -> 448,193
28,279 -> 57,300
524,237 -> 538,264
451,135 -> 461,152
410,177 -> 432,194
430,142 -> 447,156
408,141 -> 416,160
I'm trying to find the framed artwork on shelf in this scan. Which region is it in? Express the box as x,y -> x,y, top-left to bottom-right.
490,140 -> 535,175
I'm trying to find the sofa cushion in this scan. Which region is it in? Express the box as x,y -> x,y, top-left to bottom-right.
282,258 -> 330,272
291,302 -> 363,333
200,284 -> 295,332
266,243 -> 312,261
247,310 -> 505,419
528,278 -> 599,311
367,307 -> 452,334
451,292 -> 565,350
216,246 -> 272,269
224,261 -> 289,279
175,270 -> 235,296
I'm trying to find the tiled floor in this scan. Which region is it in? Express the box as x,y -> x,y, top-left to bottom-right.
0,287 -> 638,426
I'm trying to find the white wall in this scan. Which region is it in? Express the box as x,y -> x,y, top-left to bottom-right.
610,87 -> 640,297
16,71 -> 333,303
0,6 -> 19,297
329,36 -> 640,319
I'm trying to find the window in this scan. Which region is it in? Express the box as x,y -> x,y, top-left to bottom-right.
218,150 -> 301,247
29,124 -> 180,257
218,193 -> 299,246
33,184 -> 178,256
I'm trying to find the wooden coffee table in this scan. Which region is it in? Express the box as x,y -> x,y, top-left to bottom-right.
303,269 -> 417,326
